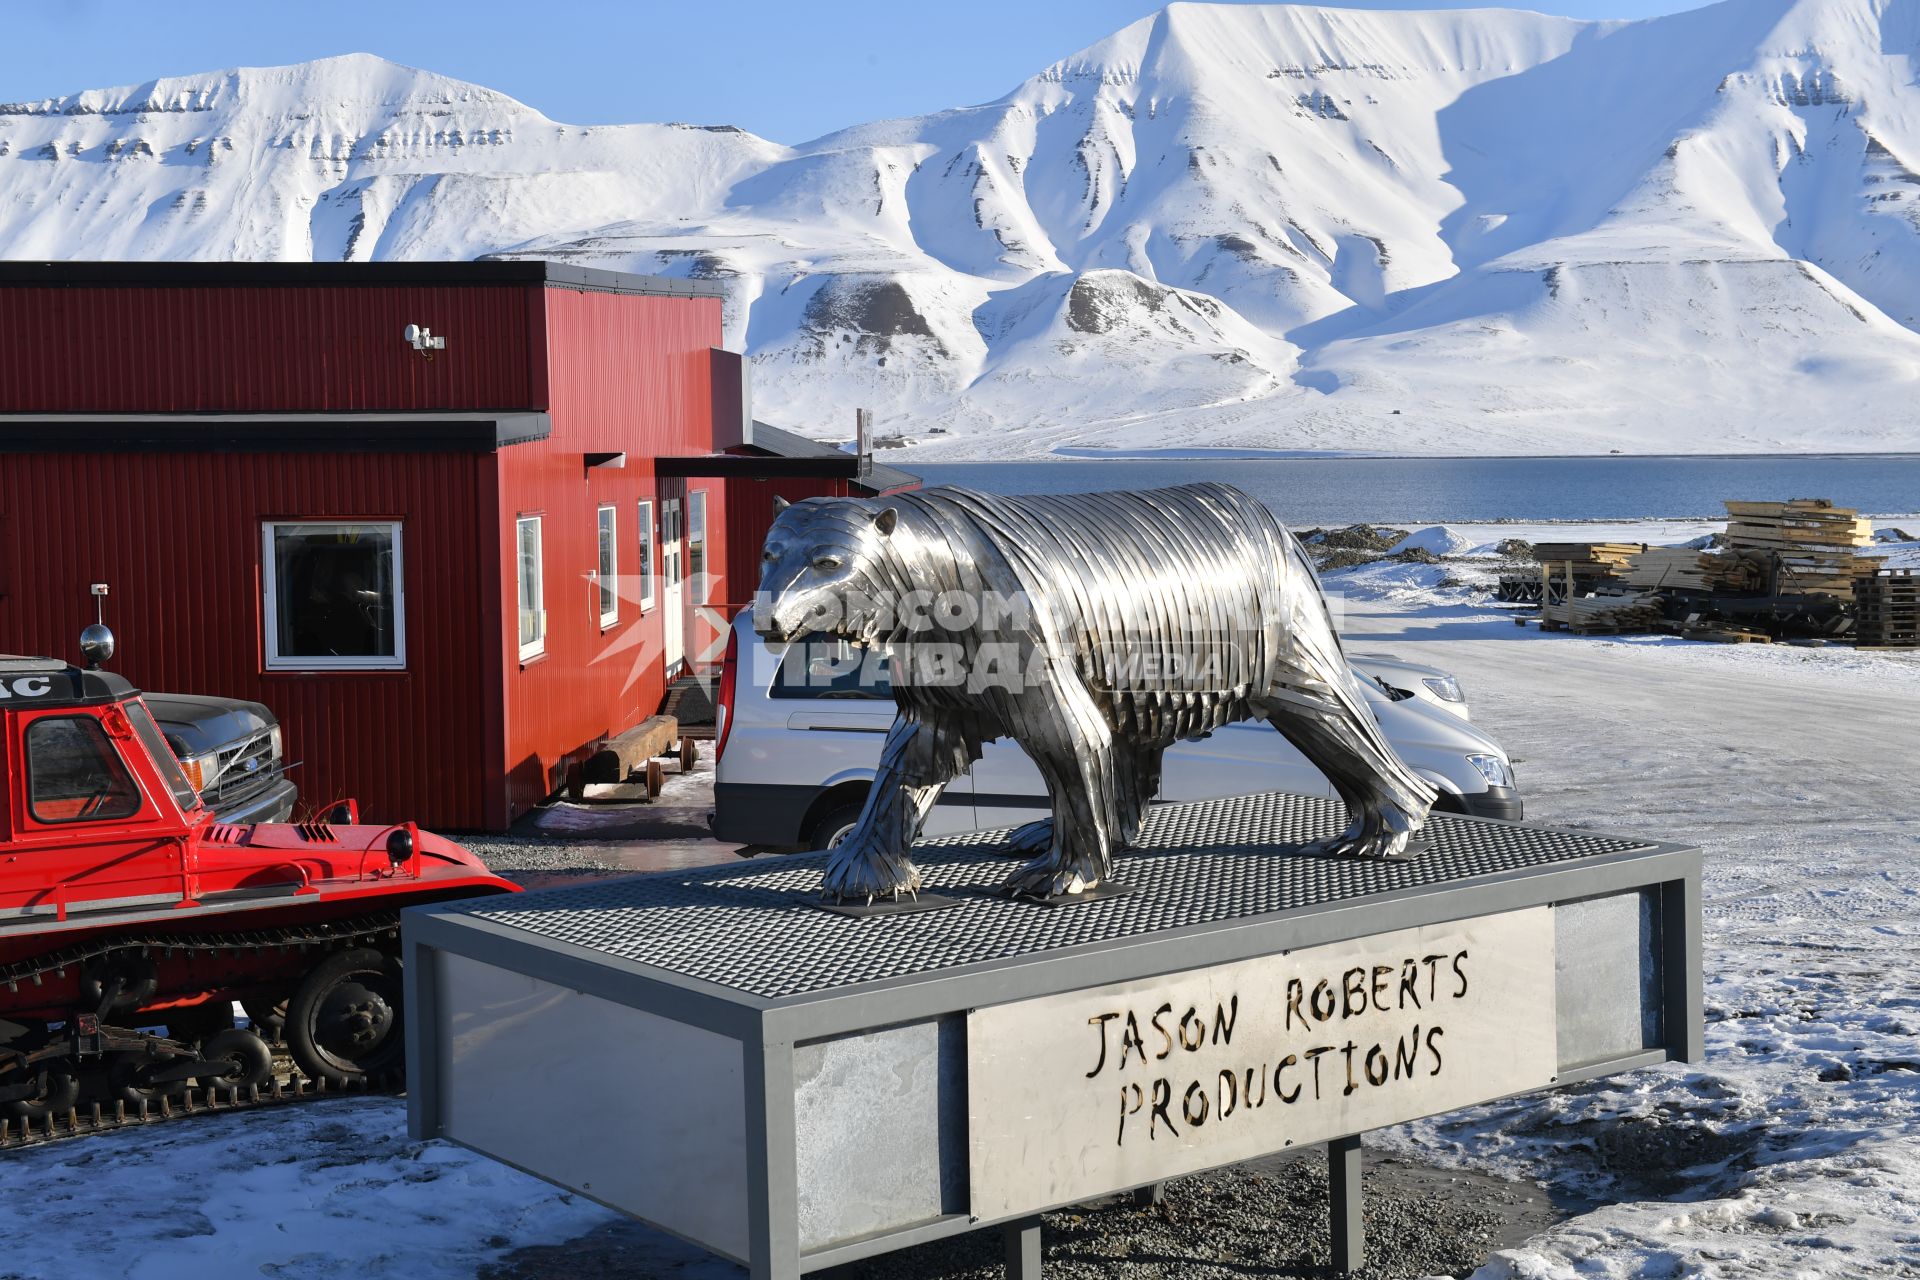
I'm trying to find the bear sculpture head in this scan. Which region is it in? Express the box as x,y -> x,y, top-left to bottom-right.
753,497 -> 901,649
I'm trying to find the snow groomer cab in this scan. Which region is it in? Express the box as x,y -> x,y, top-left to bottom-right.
0,628 -> 516,1122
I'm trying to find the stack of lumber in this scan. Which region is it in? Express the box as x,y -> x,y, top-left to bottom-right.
1723,499 -> 1873,597
1619,546 -> 1765,593
1853,567 -> 1918,648
1541,590 -> 1665,634
1533,542 -> 1644,578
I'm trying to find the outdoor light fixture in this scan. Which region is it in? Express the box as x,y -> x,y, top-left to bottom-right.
403,324 -> 447,355
386,825 -> 416,869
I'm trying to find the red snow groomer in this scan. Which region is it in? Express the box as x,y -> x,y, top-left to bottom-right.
0,628 -> 517,1122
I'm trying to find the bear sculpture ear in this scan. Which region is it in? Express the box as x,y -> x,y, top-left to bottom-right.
872,506 -> 899,537
772,495 -> 792,514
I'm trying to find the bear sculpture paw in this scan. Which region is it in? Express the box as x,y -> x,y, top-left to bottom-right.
1309,810 -> 1422,862
1002,856 -> 1098,900
820,835 -> 925,903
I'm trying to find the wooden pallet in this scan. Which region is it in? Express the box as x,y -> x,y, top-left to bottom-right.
1539,619 -> 1641,635
1680,627 -> 1773,644
1854,567 -> 1920,646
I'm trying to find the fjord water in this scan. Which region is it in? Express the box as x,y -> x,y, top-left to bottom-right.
912,456 -> 1920,524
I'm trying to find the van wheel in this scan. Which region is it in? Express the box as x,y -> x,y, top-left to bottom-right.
804,801 -> 866,852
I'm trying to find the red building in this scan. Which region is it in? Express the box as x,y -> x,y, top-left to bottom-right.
0,261 -> 869,830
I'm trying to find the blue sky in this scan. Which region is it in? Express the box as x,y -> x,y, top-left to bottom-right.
6,0 -> 1700,144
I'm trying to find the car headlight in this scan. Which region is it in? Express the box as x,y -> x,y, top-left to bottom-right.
1466,753 -> 1511,788
268,724 -> 284,762
1422,675 -> 1465,703
180,752 -> 218,794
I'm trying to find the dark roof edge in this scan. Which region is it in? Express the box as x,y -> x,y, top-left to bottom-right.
743,420 -> 923,493
0,259 -> 725,299
0,411 -> 551,453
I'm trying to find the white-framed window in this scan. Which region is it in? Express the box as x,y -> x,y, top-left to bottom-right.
596,504 -> 619,628
688,489 -> 709,604
262,521 -> 405,671
637,498 -> 656,610
516,515 -> 546,661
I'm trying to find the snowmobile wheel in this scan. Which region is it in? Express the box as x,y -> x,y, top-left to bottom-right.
80,952 -> 159,1016
242,997 -> 288,1042
194,1028 -> 273,1091
1,1061 -> 79,1123
109,1050 -> 189,1105
166,1001 -> 236,1043
287,948 -> 404,1087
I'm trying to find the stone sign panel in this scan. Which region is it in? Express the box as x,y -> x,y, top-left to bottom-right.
966,907 -> 1558,1218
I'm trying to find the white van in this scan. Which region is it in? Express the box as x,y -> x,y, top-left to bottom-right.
709,614 -> 1520,850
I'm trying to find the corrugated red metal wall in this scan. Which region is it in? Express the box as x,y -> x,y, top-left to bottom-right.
722,477 -> 852,610
0,451 -> 495,829
0,284 -> 545,413
493,286 -> 728,820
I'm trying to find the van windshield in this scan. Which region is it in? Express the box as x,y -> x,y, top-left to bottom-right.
126,699 -> 201,811
771,640 -> 892,700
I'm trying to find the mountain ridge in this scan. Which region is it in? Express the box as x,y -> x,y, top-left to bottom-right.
2,0 -> 1918,457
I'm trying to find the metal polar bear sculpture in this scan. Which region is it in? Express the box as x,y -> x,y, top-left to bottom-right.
753,483 -> 1438,901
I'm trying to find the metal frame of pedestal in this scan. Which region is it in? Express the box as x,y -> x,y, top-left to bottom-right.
405,799 -> 1703,1280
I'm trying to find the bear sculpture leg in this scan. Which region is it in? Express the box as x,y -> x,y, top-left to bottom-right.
821,715 -> 967,901
999,743 -> 1162,885
1250,695 -> 1433,861
1002,747 -> 1118,898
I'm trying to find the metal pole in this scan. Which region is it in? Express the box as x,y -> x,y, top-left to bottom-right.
1328,1133 -> 1364,1275
1004,1215 -> 1043,1280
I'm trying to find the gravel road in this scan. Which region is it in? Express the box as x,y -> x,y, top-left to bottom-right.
482,1149 -> 1560,1280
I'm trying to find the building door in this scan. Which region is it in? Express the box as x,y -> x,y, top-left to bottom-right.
661,497 -> 685,674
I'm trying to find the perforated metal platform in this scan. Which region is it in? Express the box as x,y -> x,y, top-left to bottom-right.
450,792 -> 1662,1001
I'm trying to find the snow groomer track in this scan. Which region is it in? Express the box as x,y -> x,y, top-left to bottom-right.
0,914 -> 409,1153
0,1051 -> 402,1151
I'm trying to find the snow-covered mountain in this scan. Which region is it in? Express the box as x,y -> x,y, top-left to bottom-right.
4,0 -> 1920,457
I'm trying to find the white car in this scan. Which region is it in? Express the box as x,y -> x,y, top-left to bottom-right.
710,614 -> 1520,850
1349,651 -> 1471,722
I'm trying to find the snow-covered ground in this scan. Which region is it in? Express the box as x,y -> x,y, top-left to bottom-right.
1,520 -> 1915,1278
1318,537 -> 1920,1279
0,1099 -> 614,1280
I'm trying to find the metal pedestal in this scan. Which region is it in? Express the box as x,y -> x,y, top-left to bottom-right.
1329,1134 -> 1365,1274
405,791 -> 1703,1280
1004,1217 -> 1043,1279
